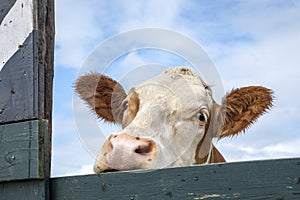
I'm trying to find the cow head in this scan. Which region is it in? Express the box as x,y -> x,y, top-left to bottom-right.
75,67 -> 273,173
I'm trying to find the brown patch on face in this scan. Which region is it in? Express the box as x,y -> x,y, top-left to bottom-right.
195,108 -> 212,164
194,136 -> 210,164
122,89 -> 140,127
194,109 -> 226,164
194,113 -> 226,164
194,112 -> 212,164
210,146 -> 226,163
204,110 -> 211,136
195,139 -> 226,164
220,86 -> 273,138
75,73 -> 127,124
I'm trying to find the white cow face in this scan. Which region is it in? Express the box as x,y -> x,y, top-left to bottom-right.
75,67 -> 273,173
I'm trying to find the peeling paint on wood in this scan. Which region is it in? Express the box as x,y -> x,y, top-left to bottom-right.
0,32 -> 37,123
192,193 -> 240,199
0,0 -> 53,199
0,0 -> 35,70
0,0 -> 17,24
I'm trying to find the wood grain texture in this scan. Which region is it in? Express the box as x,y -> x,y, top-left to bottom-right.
0,180 -> 46,200
0,32 -> 37,123
0,0 -> 53,198
0,0 -> 54,125
36,0 -> 55,187
51,158 -> 300,200
0,120 -> 48,182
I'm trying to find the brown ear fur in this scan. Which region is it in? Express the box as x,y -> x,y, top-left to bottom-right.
75,73 -> 127,124
220,86 -> 273,138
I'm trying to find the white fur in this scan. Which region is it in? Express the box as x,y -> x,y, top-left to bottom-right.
95,67 -> 215,171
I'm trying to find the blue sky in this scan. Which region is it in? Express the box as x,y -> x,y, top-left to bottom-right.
52,0 -> 300,177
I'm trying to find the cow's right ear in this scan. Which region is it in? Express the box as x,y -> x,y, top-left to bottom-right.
75,73 -> 127,124
215,86 -> 273,138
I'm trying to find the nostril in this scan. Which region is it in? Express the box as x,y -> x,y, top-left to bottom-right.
135,146 -> 151,155
134,142 -> 153,155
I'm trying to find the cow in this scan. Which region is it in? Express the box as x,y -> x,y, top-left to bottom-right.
75,67 -> 273,173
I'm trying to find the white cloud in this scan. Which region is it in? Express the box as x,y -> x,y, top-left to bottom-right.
216,137 -> 300,162
51,134 -> 95,177
52,103 -> 103,177
54,0 -> 187,69
228,1 -> 300,39
208,2 -> 300,164
53,115 -> 76,136
116,0 -> 186,32
55,0 -> 105,68
63,164 -> 94,177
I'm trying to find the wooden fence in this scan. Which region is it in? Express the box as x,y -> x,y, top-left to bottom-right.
0,0 -> 53,198
0,0 -> 299,199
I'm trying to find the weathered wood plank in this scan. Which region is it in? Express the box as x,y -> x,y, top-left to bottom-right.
0,0 -> 53,199
0,0 -> 35,71
36,0 -> 55,185
0,180 -> 46,200
0,120 -> 48,182
0,0 -> 54,125
0,32 -> 37,123
0,0 -> 17,24
50,158 -> 300,200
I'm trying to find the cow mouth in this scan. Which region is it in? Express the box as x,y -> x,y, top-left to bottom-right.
101,169 -> 119,173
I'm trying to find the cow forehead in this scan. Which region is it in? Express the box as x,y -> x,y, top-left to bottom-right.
133,67 -> 212,109
141,67 -> 208,88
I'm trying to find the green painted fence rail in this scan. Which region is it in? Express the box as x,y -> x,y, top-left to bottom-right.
0,120 -> 48,182
50,158 -> 300,200
1,157 -> 299,199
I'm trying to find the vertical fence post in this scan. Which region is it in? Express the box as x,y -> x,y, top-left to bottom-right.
0,0 -> 54,199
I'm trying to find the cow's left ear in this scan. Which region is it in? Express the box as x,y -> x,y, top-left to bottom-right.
216,86 -> 273,138
75,73 -> 127,124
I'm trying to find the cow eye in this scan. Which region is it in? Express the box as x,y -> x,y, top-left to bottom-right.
122,100 -> 128,110
197,112 -> 206,123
